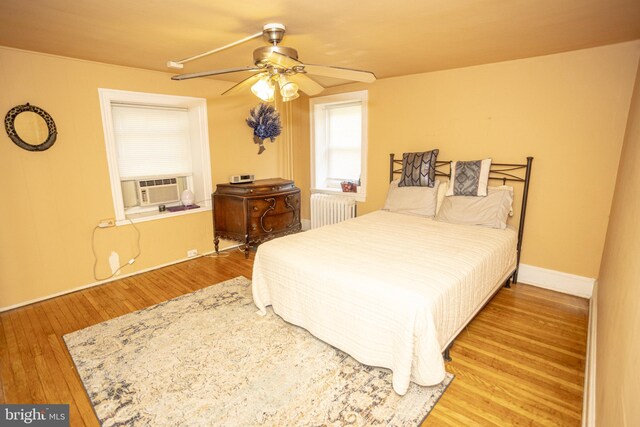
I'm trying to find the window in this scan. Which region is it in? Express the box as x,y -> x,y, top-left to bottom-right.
98,89 -> 212,224
310,91 -> 368,201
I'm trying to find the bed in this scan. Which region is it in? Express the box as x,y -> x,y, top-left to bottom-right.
252,153 -> 533,395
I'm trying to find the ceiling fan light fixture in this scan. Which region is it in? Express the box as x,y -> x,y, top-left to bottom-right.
282,92 -> 300,102
279,75 -> 299,101
251,76 -> 275,102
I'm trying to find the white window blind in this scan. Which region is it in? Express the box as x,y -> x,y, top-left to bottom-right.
324,102 -> 362,182
310,90 -> 368,201
111,104 -> 193,180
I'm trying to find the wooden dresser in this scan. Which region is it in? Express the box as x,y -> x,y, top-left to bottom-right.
213,178 -> 301,258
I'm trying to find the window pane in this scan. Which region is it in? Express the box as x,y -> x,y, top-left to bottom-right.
311,91 -> 367,197
328,148 -> 360,180
112,104 -> 193,179
326,104 -> 361,181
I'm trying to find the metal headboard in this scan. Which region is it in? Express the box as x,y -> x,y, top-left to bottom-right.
389,154 -> 534,283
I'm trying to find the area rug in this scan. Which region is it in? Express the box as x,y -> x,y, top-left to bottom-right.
64,277 -> 453,426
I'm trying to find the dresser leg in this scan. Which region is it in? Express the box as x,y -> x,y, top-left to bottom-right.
214,236 -> 219,254
244,236 -> 250,259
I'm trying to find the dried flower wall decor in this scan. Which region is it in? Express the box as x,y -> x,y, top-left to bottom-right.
245,103 -> 282,154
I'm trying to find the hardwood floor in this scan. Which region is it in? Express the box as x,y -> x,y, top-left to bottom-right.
428,284 -> 588,426
0,250 -> 589,426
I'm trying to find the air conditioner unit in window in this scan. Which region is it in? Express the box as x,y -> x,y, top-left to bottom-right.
136,178 -> 181,206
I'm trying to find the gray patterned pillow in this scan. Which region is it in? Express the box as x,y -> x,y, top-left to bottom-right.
398,150 -> 439,188
446,158 -> 492,196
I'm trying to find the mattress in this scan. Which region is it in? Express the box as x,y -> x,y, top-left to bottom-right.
252,210 -> 517,395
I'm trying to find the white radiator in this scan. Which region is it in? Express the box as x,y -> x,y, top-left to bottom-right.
311,193 -> 357,229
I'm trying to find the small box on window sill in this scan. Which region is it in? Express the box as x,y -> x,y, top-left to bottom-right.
340,181 -> 358,193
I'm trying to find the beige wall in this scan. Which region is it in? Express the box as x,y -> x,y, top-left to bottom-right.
596,61 -> 640,426
291,96 -> 311,221
0,47 -> 276,309
312,41 -> 640,278
2,41 -> 639,308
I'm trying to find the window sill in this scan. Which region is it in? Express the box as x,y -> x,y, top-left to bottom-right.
116,205 -> 211,226
311,188 -> 366,202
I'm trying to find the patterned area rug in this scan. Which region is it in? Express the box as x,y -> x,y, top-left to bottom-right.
64,277 -> 453,426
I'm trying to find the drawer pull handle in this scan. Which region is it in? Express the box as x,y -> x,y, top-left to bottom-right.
259,197 -> 276,232
284,194 -> 299,228
253,206 -> 258,211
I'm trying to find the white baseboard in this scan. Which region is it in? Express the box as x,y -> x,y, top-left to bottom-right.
582,281 -> 597,426
518,263 -> 595,298
0,244 -> 242,313
301,219 -> 311,231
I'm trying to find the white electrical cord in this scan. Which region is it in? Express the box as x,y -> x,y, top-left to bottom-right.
91,219 -> 142,281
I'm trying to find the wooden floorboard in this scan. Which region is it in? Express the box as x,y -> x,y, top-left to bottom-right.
428,283 -> 588,426
0,250 -> 588,426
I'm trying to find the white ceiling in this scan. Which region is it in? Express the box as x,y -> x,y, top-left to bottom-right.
1,0 -> 639,85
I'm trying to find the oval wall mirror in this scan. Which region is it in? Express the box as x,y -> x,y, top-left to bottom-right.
4,103 -> 57,151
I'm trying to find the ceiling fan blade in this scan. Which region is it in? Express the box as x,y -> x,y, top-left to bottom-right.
171,66 -> 262,81
303,64 -> 376,83
265,50 -> 302,69
288,74 -> 325,96
221,72 -> 267,96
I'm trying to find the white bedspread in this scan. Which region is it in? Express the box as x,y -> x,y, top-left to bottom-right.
252,210 -> 517,395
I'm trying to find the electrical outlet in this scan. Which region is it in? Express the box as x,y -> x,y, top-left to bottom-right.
98,218 -> 116,228
187,249 -> 198,258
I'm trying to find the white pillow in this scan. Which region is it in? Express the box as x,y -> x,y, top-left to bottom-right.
436,180 -> 449,215
493,185 -> 515,217
436,186 -> 514,229
446,158 -> 492,197
383,179 -> 440,217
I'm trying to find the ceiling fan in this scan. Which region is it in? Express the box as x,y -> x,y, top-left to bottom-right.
168,23 -> 376,102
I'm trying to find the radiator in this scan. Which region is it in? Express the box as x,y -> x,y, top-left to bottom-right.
311,193 -> 357,229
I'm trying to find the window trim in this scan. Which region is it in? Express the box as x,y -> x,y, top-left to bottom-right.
309,90 -> 368,202
98,89 -> 212,225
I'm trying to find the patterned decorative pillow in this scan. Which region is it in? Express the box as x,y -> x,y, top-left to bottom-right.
398,149 -> 439,188
446,158 -> 492,196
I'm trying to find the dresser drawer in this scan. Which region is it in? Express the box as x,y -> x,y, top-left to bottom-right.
247,192 -> 300,218
249,210 -> 298,234
215,178 -> 295,196
243,182 -> 295,195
